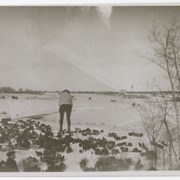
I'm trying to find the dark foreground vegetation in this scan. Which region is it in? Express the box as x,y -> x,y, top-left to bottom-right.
0,117 -> 172,172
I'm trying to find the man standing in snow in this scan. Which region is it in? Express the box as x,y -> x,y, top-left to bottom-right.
58,90 -> 73,134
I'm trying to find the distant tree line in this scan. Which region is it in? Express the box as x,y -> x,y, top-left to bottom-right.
71,91 -> 119,95
0,87 -> 45,95
0,87 -> 16,93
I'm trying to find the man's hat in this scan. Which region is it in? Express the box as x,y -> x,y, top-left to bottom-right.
7,151 -> 16,157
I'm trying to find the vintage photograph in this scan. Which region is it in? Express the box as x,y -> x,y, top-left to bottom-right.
0,6 -> 180,174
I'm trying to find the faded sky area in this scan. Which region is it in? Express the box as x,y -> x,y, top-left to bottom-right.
0,6 -> 180,91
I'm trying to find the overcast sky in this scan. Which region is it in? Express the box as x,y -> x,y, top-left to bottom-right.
0,6 -> 180,91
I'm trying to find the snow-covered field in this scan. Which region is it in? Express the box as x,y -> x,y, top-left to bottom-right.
0,93 -> 143,132
0,93 -> 154,172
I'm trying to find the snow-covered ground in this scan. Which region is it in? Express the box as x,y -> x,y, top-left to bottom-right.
0,93 -> 152,171
0,93 -> 144,131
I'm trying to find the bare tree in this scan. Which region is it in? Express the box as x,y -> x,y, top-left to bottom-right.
157,99 -> 180,169
140,19 -> 180,162
139,98 -> 180,170
139,101 -> 165,169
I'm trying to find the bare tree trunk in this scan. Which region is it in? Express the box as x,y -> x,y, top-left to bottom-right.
163,113 -> 173,169
163,109 -> 180,169
172,50 -> 180,156
162,149 -> 166,170
164,46 -> 180,162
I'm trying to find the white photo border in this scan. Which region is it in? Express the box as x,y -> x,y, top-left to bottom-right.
0,0 -> 180,177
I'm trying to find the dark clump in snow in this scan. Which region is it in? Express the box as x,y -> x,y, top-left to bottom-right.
0,117 -> 158,172
21,156 -> 41,172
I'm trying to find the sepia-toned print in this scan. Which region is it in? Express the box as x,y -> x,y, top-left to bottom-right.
0,6 -> 180,174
